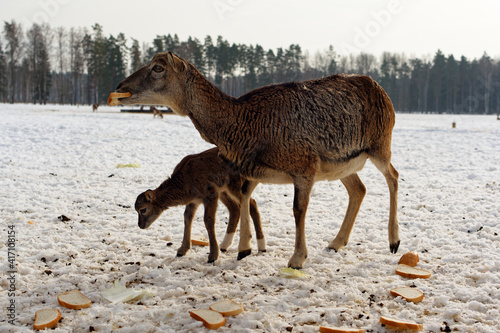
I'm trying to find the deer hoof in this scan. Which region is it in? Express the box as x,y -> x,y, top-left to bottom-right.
390,240 -> 401,254
237,249 -> 251,260
220,248 -> 227,253
328,238 -> 346,252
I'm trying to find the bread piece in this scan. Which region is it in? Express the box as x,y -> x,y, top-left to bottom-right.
399,251 -> 419,266
191,234 -> 209,246
319,326 -> 365,333
390,286 -> 424,303
209,300 -> 243,316
380,315 -> 423,330
107,92 -> 132,106
395,264 -> 431,279
33,308 -> 61,330
190,309 -> 226,330
57,289 -> 92,309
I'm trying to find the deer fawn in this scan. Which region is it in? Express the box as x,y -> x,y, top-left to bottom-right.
135,147 -> 265,263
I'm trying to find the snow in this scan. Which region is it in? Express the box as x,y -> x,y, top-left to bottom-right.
0,104 -> 499,332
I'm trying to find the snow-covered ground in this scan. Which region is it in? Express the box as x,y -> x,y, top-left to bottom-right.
0,104 -> 499,332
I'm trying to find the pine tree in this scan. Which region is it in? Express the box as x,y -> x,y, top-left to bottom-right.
130,38 -> 143,72
203,35 -> 215,80
429,49 -> 446,112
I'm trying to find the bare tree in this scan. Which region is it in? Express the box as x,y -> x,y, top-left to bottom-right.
26,23 -> 53,104
3,20 -> 23,103
55,26 -> 68,103
69,27 -> 85,104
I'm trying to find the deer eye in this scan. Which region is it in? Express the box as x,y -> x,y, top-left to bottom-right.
152,65 -> 164,73
140,208 -> 147,214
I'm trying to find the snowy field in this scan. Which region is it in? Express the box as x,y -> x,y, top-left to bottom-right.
0,103 -> 499,333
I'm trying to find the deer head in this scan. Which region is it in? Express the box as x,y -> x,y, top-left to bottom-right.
135,189 -> 164,229
114,52 -> 190,115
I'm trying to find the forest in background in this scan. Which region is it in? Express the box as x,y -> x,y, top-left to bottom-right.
1,20 -> 499,114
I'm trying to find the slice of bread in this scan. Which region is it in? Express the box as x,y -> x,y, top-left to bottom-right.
209,300 -> 244,316
190,309 -> 226,329
33,308 -> 61,330
398,251 -> 419,266
390,286 -> 424,303
319,326 -> 365,333
379,315 -> 423,330
57,289 -> 92,309
107,92 -> 132,106
395,264 -> 431,279
191,234 -> 209,246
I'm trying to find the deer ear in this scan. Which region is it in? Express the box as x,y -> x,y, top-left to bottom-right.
166,52 -> 187,73
145,190 -> 156,202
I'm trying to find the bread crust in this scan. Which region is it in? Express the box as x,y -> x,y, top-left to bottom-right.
380,315 -> 423,330
395,264 -> 431,279
191,234 -> 210,246
319,326 -> 365,333
209,300 -> 244,316
390,286 -> 424,303
33,308 -> 61,330
57,289 -> 92,309
107,92 -> 132,106
190,309 -> 226,329
399,251 -> 419,266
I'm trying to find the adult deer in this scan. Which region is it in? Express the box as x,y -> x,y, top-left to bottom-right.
111,52 -> 400,269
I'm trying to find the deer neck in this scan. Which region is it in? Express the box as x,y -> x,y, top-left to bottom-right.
180,70 -> 238,145
154,177 -> 190,210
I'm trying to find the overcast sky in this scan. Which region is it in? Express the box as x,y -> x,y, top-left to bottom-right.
1,0 -> 499,60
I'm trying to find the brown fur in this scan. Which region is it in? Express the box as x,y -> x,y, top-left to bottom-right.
135,147 -> 265,263
119,52 -> 400,268
92,104 -> 99,112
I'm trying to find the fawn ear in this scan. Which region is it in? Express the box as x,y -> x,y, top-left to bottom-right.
166,52 -> 187,73
145,190 -> 155,202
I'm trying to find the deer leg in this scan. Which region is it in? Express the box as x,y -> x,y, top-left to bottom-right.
220,192 -> 266,253
329,173 -> 366,251
288,177 -> 314,269
250,198 -> 266,252
219,192 -> 240,252
177,202 -> 199,257
370,157 -> 400,253
203,195 -> 220,263
237,180 -> 259,260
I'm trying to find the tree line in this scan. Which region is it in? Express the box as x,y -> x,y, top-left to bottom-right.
1,20 -> 499,114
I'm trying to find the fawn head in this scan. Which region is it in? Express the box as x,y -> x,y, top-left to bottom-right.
114,52 -> 189,114
135,189 -> 163,229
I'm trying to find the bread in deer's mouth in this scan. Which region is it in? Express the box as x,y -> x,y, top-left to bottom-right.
57,289 -> 92,309
33,308 -> 61,330
107,92 -> 132,106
